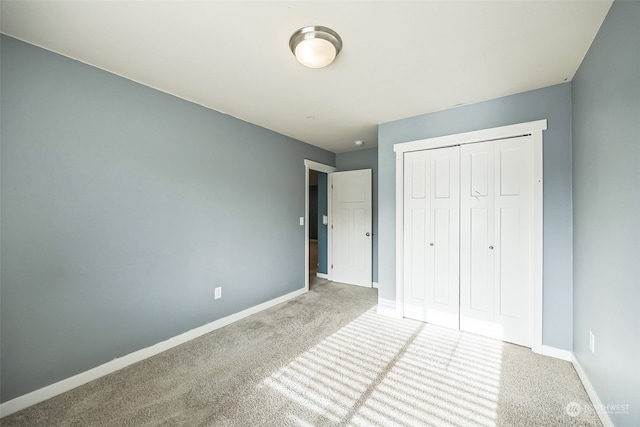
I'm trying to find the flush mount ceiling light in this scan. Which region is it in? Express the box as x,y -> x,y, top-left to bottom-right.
355,140 -> 365,146
289,26 -> 342,69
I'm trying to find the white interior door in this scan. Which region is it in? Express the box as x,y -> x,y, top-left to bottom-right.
403,147 -> 460,329
330,169 -> 372,287
460,136 -> 532,347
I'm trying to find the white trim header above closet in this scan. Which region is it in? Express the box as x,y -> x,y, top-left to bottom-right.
393,119 -> 547,154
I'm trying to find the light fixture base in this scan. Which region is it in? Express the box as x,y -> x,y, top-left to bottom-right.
290,26 -> 342,68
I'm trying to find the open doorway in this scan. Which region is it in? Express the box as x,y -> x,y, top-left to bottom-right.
304,160 -> 335,291
308,170 -> 319,282
308,170 -> 330,287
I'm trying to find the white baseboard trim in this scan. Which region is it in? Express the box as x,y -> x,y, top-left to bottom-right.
372,282 -> 379,289
571,354 -> 614,427
541,345 -> 573,361
316,273 -> 329,279
376,298 -> 402,319
0,287 -> 307,418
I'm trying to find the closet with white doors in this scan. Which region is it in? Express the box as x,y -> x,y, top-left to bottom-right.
396,121 -> 545,350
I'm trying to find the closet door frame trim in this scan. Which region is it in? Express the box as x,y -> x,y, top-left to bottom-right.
393,120 -> 546,354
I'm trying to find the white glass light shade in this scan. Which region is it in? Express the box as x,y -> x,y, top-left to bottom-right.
294,38 -> 337,68
289,26 -> 342,69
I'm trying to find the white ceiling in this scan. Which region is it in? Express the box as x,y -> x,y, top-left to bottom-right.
0,1 -> 612,153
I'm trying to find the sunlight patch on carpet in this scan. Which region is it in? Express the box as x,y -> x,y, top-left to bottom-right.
263,307 -> 504,426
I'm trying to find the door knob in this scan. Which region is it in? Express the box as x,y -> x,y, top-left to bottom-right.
429,243 -> 434,246
489,245 -> 494,250
366,232 -> 371,237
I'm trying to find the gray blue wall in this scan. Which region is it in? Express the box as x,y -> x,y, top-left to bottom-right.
378,83 -> 574,350
572,1 -> 639,425
336,147 -> 378,283
0,35 -> 335,402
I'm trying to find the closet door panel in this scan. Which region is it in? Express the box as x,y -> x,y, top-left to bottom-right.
403,147 -> 459,328
434,156 -> 452,198
403,151 -> 430,321
428,147 -> 460,329
409,208 -> 427,301
433,209 -> 451,304
461,142 -> 495,330
470,208 -> 491,312
494,137 -> 532,346
470,151 -> 490,196
461,136 -> 532,347
498,207 -> 522,318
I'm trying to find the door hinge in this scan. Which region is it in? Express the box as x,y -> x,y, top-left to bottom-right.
331,264 -> 334,269
331,184 -> 333,189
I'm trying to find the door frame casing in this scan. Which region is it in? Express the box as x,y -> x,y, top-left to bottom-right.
393,120 -> 546,354
304,160 -> 336,291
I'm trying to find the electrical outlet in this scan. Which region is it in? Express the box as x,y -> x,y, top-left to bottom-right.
215,287 -> 222,300
589,331 -> 595,353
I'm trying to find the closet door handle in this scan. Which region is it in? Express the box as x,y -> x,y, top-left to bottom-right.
429,243 -> 434,246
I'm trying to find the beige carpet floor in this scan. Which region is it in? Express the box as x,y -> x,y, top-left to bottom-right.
1,280 -> 601,426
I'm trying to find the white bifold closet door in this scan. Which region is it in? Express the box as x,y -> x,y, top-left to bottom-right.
460,136 -> 532,347
403,136 -> 533,348
403,146 -> 460,329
